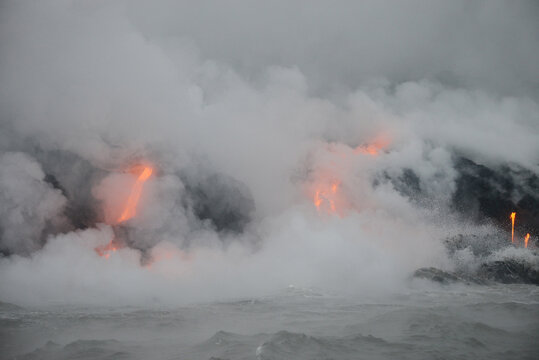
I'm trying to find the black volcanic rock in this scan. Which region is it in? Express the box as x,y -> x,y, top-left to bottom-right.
452,156 -> 539,233
414,267 -> 469,284
477,259 -> 539,285
418,234 -> 539,286
181,168 -> 255,234
444,234 -> 508,257
393,168 -> 422,200
413,267 -> 487,285
40,150 -> 106,230
414,255 -> 539,286
375,168 -> 424,203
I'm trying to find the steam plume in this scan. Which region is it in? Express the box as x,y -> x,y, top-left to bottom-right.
0,0 -> 538,306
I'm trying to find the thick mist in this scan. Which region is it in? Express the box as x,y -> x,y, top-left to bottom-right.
0,1 -> 538,307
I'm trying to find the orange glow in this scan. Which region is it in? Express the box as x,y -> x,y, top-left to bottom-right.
309,135 -> 390,216
117,166 -> 153,223
145,248 -> 177,269
355,144 -> 381,155
95,165 -> 153,259
524,233 -> 530,248
354,136 -> 390,156
510,212 -> 516,244
95,240 -> 120,259
314,181 -> 340,214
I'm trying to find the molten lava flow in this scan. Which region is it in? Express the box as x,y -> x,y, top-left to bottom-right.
524,233 -> 530,248
310,135 -> 390,216
96,164 -> 153,260
117,166 -> 153,223
314,181 -> 340,214
354,136 -> 390,156
510,212 -> 516,244
95,240 -> 120,259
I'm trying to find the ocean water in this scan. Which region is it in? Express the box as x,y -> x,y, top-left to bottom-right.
2,284 -> 538,360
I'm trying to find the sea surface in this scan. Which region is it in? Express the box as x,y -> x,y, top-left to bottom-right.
1,284 -> 538,360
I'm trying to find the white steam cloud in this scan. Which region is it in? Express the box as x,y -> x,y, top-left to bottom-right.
0,0 -> 538,306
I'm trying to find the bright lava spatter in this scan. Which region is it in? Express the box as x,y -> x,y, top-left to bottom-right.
510,212 -> 516,244
524,233 -> 530,248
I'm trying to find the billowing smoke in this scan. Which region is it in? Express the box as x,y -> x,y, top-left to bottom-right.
0,152 -> 67,255
0,0 -> 538,306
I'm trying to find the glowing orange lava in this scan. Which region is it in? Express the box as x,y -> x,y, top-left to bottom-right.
355,144 -> 381,155
117,166 -> 153,223
510,212 -> 516,244
314,181 -> 340,214
524,233 -> 530,248
95,240 -> 120,259
96,164 -> 153,259
354,136 -> 390,156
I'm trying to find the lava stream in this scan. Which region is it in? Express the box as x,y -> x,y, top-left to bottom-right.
510,212 -> 516,244
96,165 -> 153,259
117,166 -> 153,223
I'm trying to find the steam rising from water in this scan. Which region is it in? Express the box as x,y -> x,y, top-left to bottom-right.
0,1 -> 538,306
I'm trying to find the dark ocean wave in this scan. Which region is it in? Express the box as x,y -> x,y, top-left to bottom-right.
5,291 -> 539,360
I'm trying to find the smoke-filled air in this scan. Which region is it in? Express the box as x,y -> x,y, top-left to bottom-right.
1,1 -> 538,359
